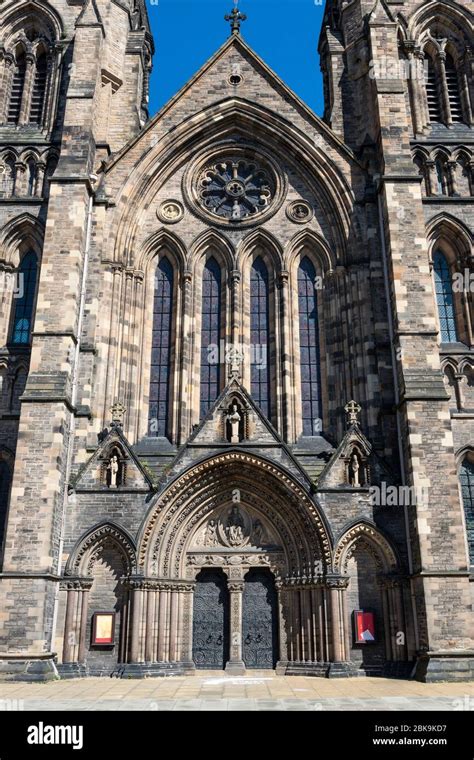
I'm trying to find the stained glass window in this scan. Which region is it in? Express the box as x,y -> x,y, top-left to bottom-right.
433,251 -> 457,343
149,257 -> 173,437
250,257 -> 271,418
460,457 -> 474,564
200,257 -> 222,420
298,257 -> 322,435
11,251 -> 38,345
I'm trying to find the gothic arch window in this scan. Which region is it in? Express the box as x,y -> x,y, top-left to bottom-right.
423,43 -> 471,128
29,48 -> 47,126
433,250 -> 458,343
200,257 -> 222,420
7,47 -> 26,126
459,455 -> 474,565
10,250 -> 38,345
149,256 -> 174,438
250,256 -> 271,418
298,257 -> 322,435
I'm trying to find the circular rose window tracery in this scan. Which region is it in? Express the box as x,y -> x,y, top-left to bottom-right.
195,155 -> 278,223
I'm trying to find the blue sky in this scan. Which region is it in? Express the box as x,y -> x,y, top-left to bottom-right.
146,0 -> 325,117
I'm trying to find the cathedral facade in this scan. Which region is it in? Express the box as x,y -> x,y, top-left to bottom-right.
0,0 -> 473,681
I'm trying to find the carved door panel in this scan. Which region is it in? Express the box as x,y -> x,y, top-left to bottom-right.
242,569 -> 278,669
192,570 -> 229,669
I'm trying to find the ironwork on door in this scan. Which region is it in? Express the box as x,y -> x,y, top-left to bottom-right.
242,569 -> 278,668
192,570 -> 229,669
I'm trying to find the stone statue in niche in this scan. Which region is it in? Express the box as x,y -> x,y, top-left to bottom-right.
226,505 -> 246,547
205,519 -> 218,547
349,451 -> 361,487
226,402 -> 242,443
107,455 -> 120,489
251,519 -> 268,547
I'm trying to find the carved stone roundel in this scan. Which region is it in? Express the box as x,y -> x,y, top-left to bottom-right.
157,200 -> 184,224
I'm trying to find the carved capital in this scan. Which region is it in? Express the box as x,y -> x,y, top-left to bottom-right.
325,574 -> 350,590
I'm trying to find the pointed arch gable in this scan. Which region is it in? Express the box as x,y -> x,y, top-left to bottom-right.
333,521 -> 399,575
0,0 -> 64,47
237,228 -> 283,271
0,213 -> 44,268
408,0 -> 474,45
65,522 -> 137,577
136,227 -> 186,273
105,99 -> 357,269
189,229 -> 235,272
137,451 -> 333,576
285,229 -> 335,275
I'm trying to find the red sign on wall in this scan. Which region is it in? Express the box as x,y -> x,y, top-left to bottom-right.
353,610 -> 376,644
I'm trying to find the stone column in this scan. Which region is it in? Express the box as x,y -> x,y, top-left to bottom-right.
225,580 -> 246,674
437,52 -> 452,126
279,271 -> 294,441
275,581 -> 289,673
145,583 -> 157,663
326,575 -> 351,677
180,271 -> 193,443
157,584 -> 169,663
180,582 -> 196,671
230,270 -> 241,357
77,582 -> 92,664
61,578 -> 92,670
129,578 -> 145,664
62,583 -> 78,664
168,588 -> 180,663
459,54 -> 473,127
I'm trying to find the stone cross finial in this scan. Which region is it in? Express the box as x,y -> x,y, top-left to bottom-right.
225,2 -> 247,35
111,400 -> 126,427
345,400 -> 361,427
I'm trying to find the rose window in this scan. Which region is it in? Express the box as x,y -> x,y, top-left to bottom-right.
197,159 -> 275,221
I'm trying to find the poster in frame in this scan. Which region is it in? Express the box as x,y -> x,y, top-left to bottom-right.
91,612 -> 116,646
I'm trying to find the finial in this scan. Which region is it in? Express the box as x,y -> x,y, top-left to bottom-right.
111,400 -> 126,428
345,400 -> 361,428
225,2 -> 247,36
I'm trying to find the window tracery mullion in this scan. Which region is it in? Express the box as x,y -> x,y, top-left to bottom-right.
18,54 -> 36,126
0,54 -> 14,125
436,52 -> 452,126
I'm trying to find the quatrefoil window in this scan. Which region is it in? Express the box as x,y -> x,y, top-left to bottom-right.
198,159 -> 276,221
